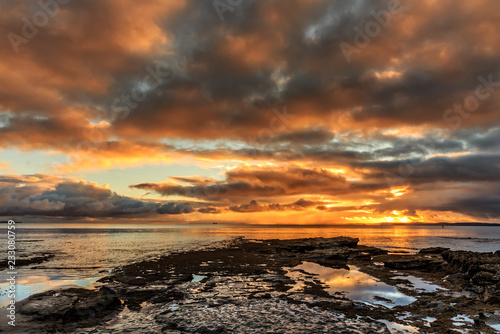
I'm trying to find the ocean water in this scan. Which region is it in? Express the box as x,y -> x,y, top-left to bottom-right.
0,223 -> 499,306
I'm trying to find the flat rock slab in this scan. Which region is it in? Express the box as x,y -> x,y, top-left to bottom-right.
377,254 -> 444,270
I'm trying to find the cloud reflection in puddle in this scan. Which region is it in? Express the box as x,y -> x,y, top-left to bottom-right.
286,262 -> 416,308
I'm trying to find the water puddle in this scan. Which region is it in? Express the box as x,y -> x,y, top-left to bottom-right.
397,312 -> 412,320
422,316 -> 437,327
192,274 -> 207,282
378,319 -> 419,333
392,275 -> 446,293
451,314 -> 474,327
286,262 -> 416,308
0,273 -> 100,306
487,323 -> 500,331
168,303 -> 179,311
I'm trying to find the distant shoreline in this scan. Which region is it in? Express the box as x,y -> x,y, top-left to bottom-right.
2,221 -> 499,227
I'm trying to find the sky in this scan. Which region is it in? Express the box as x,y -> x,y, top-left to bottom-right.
1,0 -> 500,224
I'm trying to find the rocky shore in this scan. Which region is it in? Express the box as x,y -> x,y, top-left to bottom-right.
7,237 -> 500,333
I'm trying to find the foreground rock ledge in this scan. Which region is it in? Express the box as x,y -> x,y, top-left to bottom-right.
8,237 -> 500,333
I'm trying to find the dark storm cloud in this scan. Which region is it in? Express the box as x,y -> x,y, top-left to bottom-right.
131,167 -> 347,201
455,127 -> 500,151
157,202 -> 194,214
197,206 -> 221,214
438,195 -> 500,219
228,198 -> 325,213
0,174 -> 194,218
269,128 -> 335,144
2,0 -> 499,148
370,137 -> 465,159
130,180 -> 286,202
373,180 -> 500,219
360,154 -> 500,185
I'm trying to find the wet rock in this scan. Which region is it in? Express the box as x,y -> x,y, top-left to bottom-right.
441,250 -> 500,276
274,237 -> 359,253
156,299 -> 390,334
325,236 -> 360,248
64,287 -> 122,322
419,247 -> 450,254
463,282 -> 484,294
426,301 -> 454,313
443,273 -> 468,283
380,255 -> 443,270
442,250 -> 500,303
309,247 -> 352,261
123,288 -> 169,310
471,271 -> 499,286
478,263 -> 500,274
18,287 -> 121,325
18,288 -> 83,321
484,292 -> 500,304
356,245 -> 388,256
150,288 -> 186,304
349,252 -> 372,261
0,253 -> 55,268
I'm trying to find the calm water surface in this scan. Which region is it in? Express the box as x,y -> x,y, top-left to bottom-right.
1,223 -> 499,306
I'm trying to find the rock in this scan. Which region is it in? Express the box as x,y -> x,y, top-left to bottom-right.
419,247 -> 450,254
441,250 -> 500,276
426,301 -> 451,313
444,273 -> 468,283
484,292 -> 500,304
18,287 -> 121,325
380,255 -> 443,270
64,287 -> 121,322
306,237 -> 360,249
463,282 -> 484,294
471,271 -> 499,286
478,263 -> 500,275
273,237 -> 359,253
349,252 -> 372,261
326,236 -> 360,248
0,253 -> 55,268
441,250 -> 500,302
355,245 -> 388,256
309,247 -> 352,261
197,325 -> 229,333
18,289 -> 81,320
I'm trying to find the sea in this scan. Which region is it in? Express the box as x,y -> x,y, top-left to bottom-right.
1,223 -> 499,307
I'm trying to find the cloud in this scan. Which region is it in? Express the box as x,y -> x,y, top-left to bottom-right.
197,206 -> 221,214
269,128 -> 335,144
0,174 -> 192,218
0,163 -> 13,173
360,154 -> 500,185
131,166 -> 347,201
373,180 -> 500,219
157,202 -> 194,214
1,0 -> 500,223
1,0 -> 500,155
228,198 -> 324,213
